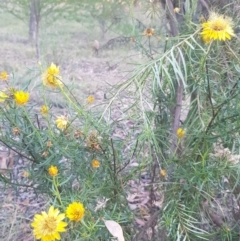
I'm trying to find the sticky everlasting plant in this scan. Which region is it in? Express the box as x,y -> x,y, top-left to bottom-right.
201,12 -> 235,43
31,206 -> 67,241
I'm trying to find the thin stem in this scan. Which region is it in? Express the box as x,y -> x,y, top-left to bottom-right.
110,138 -> 117,196
52,176 -> 63,207
206,59 -> 215,117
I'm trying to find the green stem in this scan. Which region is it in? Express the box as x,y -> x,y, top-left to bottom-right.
59,86 -> 83,116
81,219 -> 90,229
52,176 -> 63,207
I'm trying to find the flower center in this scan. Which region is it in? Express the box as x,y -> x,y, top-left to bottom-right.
74,211 -> 81,218
43,216 -> 57,233
211,21 -> 226,31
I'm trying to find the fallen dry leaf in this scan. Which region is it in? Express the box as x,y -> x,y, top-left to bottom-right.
0,155 -> 14,174
104,219 -> 125,241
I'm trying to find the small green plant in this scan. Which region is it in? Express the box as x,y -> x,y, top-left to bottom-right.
0,63 -> 135,240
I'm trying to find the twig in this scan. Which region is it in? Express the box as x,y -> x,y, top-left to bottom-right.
205,81 -> 238,133
0,139 -> 34,162
117,140 -> 138,174
206,59 -> 215,117
110,138 -> 118,196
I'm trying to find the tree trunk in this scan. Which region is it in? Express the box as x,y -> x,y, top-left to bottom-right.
28,0 -> 41,59
29,0 -> 36,42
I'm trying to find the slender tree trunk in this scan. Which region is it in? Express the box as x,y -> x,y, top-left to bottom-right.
29,0 -> 41,59
29,0 -> 36,42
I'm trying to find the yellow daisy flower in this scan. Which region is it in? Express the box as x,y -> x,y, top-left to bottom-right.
91,159 -> 100,168
31,206 -> 67,241
160,169 -> 167,178
22,170 -> 30,178
0,91 -> 8,102
48,165 -> 58,177
0,71 -> 8,81
143,28 -> 155,37
14,90 -> 29,105
201,12 -> 235,43
176,128 -> 185,139
55,116 -> 68,130
66,202 -> 85,222
42,63 -> 63,88
87,95 -> 95,104
40,105 -> 48,115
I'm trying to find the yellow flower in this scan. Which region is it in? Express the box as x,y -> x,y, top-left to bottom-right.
22,170 -> 30,178
160,169 -> 167,178
91,159 -> 100,168
40,105 -> 48,115
66,202 -> 85,222
31,206 -> 67,241
48,165 -> 58,177
201,12 -> 235,43
14,90 -> 29,105
143,28 -> 155,37
201,34 -> 211,44
55,116 -> 68,130
0,91 -> 8,102
87,95 -> 95,104
0,71 -> 8,81
176,128 -> 185,139
42,63 -> 63,88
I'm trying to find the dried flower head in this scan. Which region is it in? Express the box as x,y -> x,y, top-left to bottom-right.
130,37 -> 136,42
210,142 -> 240,165
143,28 -> 155,37
12,127 -> 21,135
176,128 -> 185,139
201,12 -> 235,43
55,116 -> 68,130
0,71 -> 8,81
74,130 -> 83,139
91,159 -> 100,168
14,90 -> 29,105
86,131 -> 101,150
66,202 -> 85,222
31,206 -> 67,241
42,151 -> 49,158
48,165 -> 58,177
42,63 -> 63,88
87,95 -> 95,104
46,141 -> 53,148
40,105 -> 48,115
